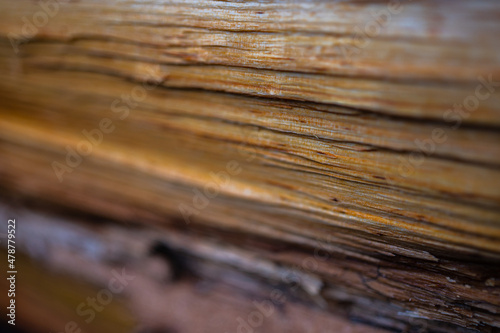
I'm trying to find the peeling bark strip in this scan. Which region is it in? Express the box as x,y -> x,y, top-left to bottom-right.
2,202 -> 497,333
0,0 -> 499,332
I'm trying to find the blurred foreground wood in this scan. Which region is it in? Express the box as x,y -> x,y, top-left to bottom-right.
0,0 -> 500,332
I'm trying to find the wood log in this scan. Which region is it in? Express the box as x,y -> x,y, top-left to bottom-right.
0,1 -> 499,332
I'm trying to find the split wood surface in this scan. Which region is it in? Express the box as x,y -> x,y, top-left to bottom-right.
0,1 -> 499,332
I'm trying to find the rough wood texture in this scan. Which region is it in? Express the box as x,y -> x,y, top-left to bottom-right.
0,1 -> 500,332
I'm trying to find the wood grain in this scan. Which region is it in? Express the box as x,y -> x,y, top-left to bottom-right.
0,1 -> 499,332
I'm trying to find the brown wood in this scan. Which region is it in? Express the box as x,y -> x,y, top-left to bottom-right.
0,1 -> 499,332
